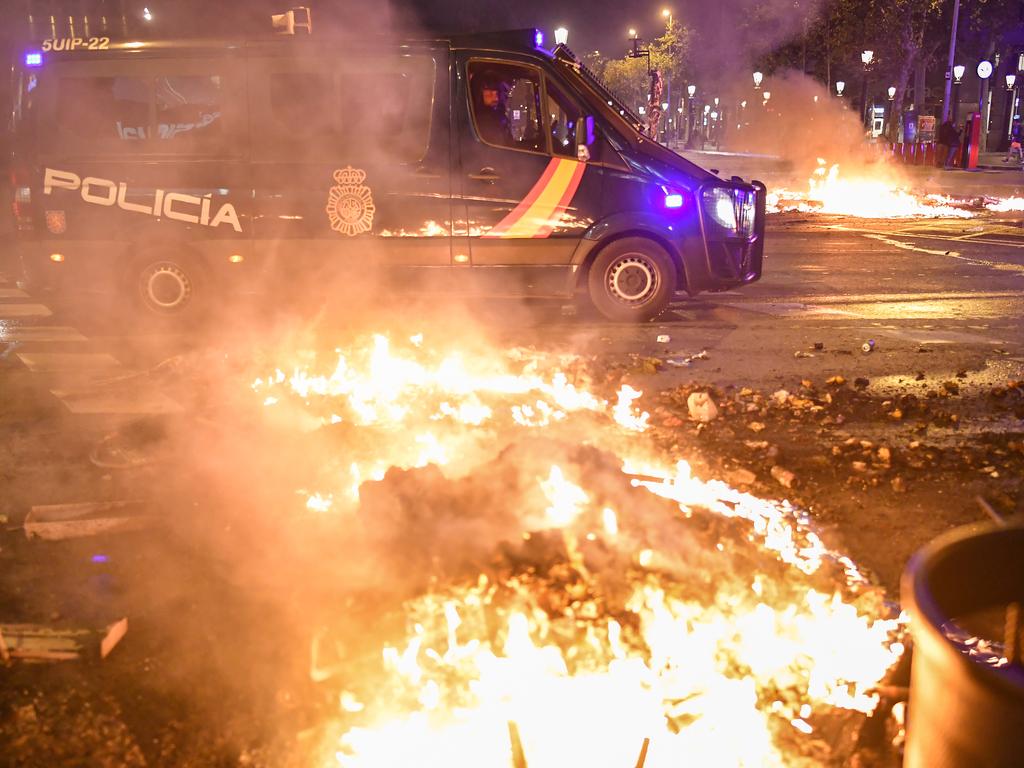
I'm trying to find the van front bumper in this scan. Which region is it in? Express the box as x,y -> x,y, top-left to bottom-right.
685,179 -> 766,293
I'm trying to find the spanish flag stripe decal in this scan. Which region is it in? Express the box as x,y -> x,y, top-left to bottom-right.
532,160 -> 587,239
483,158 -> 585,239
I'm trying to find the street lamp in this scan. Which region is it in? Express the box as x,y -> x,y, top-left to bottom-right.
753,71 -> 763,89
714,96 -> 720,106
1007,74 -> 1017,90
142,6 -> 153,21
860,50 -> 874,127
953,64 -> 965,83
662,8 -> 672,24
836,80 -> 845,96
687,84 -> 696,97
762,90 -> 771,105
628,28 -> 637,39
554,27 -> 568,46
888,86 -> 896,100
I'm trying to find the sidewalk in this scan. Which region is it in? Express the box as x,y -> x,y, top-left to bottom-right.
676,148 -> 1024,199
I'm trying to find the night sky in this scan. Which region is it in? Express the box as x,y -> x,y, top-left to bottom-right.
405,0 -> 670,56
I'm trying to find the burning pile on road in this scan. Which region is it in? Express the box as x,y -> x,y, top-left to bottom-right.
252,333 -> 904,766
767,159 -> 974,219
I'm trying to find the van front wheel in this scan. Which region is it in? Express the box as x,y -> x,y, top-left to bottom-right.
587,238 -> 677,322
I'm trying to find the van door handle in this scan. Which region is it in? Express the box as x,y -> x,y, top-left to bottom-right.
469,167 -> 500,182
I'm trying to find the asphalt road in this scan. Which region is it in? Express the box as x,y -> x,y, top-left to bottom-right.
2,217 -> 1022,767
2,216 -> 1023,419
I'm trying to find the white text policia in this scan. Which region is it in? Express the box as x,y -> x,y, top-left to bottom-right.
44,168 -> 243,233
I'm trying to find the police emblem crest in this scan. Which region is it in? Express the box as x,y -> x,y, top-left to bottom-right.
325,167 -> 375,236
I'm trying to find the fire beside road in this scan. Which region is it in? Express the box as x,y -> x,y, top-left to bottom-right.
765,160 -> 1024,218
252,334 -> 904,767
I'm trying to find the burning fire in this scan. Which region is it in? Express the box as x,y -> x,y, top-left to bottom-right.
253,333 -> 904,765
768,159 -> 974,218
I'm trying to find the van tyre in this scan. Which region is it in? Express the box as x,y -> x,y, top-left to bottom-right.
587,237 -> 677,322
132,251 -> 208,324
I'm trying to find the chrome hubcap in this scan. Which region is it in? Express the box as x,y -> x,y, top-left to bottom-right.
608,255 -> 657,303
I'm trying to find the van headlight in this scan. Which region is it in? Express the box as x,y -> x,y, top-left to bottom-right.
702,186 -> 757,235
702,187 -> 737,230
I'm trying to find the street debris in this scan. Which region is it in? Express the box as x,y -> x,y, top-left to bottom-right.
0,618 -> 127,662
770,465 -> 796,489
24,501 -> 149,541
686,391 -> 718,422
665,350 -> 709,367
656,334 -> 671,343
862,340 -> 876,354
794,351 -> 815,358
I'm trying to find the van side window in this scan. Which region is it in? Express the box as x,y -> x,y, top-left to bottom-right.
57,76 -> 150,141
154,76 -> 223,142
468,62 -> 542,153
338,59 -> 434,163
269,72 -> 335,140
544,78 -> 582,158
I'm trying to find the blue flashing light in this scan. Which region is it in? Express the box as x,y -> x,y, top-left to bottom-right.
534,30 -> 545,48
92,554 -> 110,563
25,52 -> 43,67
665,193 -> 684,209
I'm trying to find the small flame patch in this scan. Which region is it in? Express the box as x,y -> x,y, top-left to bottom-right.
326,167 -> 376,236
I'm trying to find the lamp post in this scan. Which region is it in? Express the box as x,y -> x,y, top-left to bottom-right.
687,83 -> 696,146
554,27 -> 568,46
941,0 -> 962,123
836,80 -> 845,97
860,49 -> 874,129
1006,73 -> 1019,144
753,71 -> 763,89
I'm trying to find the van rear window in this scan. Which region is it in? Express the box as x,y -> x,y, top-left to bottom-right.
155,76 -> 223,142
57,76 -> 150,141
55,73 -> 226,152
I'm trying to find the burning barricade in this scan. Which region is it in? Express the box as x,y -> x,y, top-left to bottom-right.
249,332 -> 906,766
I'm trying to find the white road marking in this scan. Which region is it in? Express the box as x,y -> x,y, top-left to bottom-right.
50,387 -> 185,415
0,325 -> 88,343
878,327 -> 1014,345
0,303 -> 53,318
16,352 -> 124,373
0,288 -> 29,299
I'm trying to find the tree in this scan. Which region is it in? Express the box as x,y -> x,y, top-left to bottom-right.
599,19 -> 692,128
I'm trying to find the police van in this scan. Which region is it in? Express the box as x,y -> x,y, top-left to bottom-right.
8,14 -> 765,323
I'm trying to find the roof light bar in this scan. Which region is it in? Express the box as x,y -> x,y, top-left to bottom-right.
25,52 -> 43,67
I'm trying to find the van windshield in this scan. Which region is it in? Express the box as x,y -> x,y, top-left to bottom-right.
554,53 -> 645,137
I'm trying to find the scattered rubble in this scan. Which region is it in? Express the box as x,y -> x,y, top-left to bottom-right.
686,391 -> 718,422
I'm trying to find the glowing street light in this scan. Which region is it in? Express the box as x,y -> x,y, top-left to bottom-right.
752,71 -> 763,89
687,84 -> 696,97
554,27 -> 568,46
763,90 -> 771,102
953,64 -> 965,83
661,8 -> 672,23
713,96 -> 720,106
142,6 -> 153,21
1007,73 -> 1017,90
629,28 -> 638,39
861,50 -> 874,66
888,85 -> 896,100
836,80 -> 845,96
